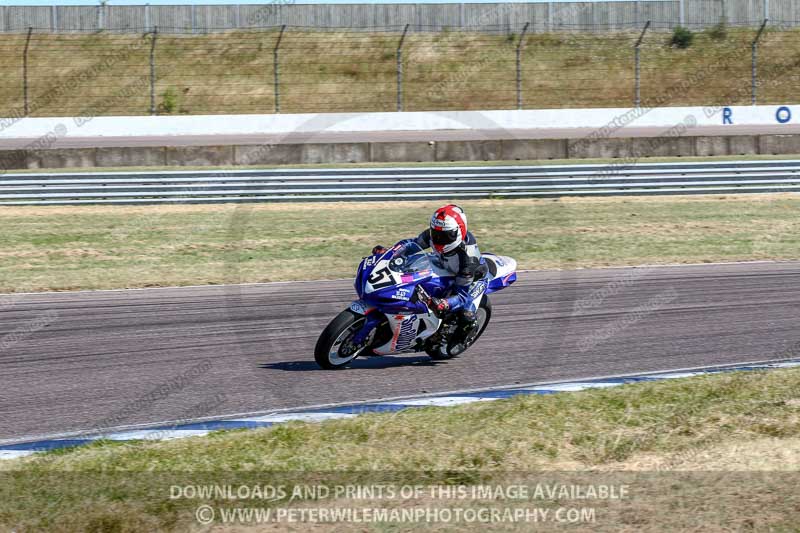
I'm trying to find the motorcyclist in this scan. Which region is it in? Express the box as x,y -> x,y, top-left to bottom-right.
373,204 -> 489,336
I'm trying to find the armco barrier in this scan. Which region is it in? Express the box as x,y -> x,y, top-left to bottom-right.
2,160 -> 800,206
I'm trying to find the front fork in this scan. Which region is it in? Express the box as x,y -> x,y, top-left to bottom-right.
351,309 -> 384,345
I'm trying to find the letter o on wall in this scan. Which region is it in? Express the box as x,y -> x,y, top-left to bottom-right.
776,106 -> 792,124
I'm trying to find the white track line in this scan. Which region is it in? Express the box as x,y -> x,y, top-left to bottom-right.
3,355 -> 797,448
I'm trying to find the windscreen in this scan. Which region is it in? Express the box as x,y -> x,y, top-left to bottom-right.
387,242 -> 432,275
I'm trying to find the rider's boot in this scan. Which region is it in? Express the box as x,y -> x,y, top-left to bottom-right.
453,310 -> 479,345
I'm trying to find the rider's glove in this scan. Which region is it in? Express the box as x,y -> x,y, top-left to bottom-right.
430,297 -> 450,318
414,286 -> 449,318
371,245 -> 388,256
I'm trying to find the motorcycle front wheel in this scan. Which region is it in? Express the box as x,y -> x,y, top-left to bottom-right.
314,309 -> 370,370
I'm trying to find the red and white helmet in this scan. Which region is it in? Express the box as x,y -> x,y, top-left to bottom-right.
429,204 -> 467,254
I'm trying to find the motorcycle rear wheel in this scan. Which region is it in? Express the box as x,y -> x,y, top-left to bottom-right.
426,296 -> 492,360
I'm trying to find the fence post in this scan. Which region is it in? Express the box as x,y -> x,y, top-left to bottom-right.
752,18 -> 768,105
50,5 -> 57,31
23,27 -> 32,117
679,0 -> 685,26
516,22 -> 529,110
274,24 -> 286,113
396,24 -> 409,112
149,27 -> 158,115
634,20 -> 650,107
764,0 -> 769,20
145,4 -> 150,33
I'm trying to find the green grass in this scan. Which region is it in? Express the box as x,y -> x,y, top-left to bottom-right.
2,368 -> 799,531
0,193 -> 799,293
2,28 -> 800,116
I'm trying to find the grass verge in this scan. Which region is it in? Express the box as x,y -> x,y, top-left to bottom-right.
2,367 -> 799,531
1,193 -> 799,293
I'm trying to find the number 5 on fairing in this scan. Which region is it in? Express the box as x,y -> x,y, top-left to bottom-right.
366,267 -> 394,289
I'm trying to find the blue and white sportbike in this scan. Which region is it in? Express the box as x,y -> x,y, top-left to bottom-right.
315,241 -> 517,369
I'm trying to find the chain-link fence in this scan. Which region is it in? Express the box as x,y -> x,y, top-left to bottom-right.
1,22 -> 799,118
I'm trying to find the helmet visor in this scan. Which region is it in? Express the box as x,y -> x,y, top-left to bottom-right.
430,228 -> 459,246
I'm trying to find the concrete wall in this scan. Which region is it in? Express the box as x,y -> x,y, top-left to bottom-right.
3,106 -> 799,140
0,1 -> 785,34
3,134 -> 798,172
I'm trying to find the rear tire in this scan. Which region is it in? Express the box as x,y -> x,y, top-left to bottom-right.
427,296 -> 492,360
426,345 -> 451,360
314,309 -> 368,370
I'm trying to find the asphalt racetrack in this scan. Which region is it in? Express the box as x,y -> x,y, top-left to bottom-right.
1,261 -> 798,444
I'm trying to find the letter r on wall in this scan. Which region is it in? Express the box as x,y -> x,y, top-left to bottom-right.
722,107 -> 733,125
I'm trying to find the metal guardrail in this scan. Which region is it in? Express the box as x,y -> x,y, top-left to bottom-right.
2,160 -> 800,206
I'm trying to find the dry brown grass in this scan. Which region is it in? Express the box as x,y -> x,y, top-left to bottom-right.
0,193 -> 799,293
1,27 -> 799,116
614,437 -> 800,471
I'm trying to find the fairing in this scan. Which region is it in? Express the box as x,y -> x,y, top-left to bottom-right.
349,242 -> 517,355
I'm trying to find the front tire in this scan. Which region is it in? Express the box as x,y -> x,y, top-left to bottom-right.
314,309 -> 369,370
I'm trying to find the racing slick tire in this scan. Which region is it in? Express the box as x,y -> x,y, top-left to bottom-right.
315,309 -> 368,370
